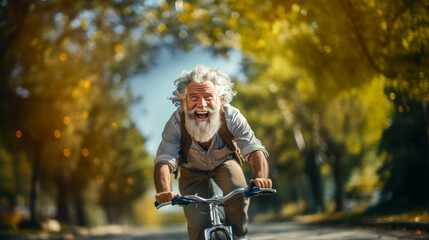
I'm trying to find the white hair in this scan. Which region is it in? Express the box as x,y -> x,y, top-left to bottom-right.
170,65 -> 236,107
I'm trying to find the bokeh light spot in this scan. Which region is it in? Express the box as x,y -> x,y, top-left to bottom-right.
16,130 -> 22,138
63,148 -> 71,157
54,130 -> 61,138
59,53 -> 67,61
72,89 -> 78,98
324,45 -> 331,53
83,110 -> 89,119
82,148 -> 89,157
81,20 -> 87,29
109,183 -> 117,192
63,116 -> 70,125
81,79 -> 91,89
127,177 -> 134,185
178,30 -> 188,39
113,44 -> 122,53
292,4 -> 300,12
156,24 -> 166,33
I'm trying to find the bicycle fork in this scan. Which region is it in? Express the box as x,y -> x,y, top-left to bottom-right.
204,202 -> 234,240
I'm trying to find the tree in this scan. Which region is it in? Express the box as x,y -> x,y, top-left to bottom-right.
0,0 -> 159,227
98,121 -> 150,224
378,92 -> 429,208
153,0 -> 428,211
224,0 -> 427,211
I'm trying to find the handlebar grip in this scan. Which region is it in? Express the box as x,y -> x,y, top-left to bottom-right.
245,184 -> 260,197
172,197 -> 191,206
245,184 -> 276,197
154,197 -> 191,209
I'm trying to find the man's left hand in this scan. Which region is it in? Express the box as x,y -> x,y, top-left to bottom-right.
250,178 -> 272,188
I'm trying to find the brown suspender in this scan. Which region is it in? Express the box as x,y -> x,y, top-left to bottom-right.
218,107 -> 245,167
177,109 -> 192,166
174,107 -> 244,179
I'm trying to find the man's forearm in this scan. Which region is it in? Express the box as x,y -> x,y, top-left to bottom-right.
154,163 -> 173,193
248,150 -> 269,179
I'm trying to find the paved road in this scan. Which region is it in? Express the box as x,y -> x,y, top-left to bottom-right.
4,222 -> 429,240
80,222 -> 429,240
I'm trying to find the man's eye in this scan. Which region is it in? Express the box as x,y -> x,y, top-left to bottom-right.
191,96 -> 198,101
205,96 -> 213,100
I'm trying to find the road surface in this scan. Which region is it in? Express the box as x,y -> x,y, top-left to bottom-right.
78,222 -> 429,240
3,221 -> 429,239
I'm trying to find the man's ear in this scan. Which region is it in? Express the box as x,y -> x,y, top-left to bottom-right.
181,100 -> 185,108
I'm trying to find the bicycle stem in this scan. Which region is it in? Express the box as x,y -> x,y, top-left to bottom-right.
209,202 -> 222,226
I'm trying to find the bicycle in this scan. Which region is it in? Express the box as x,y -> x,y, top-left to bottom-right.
155,183 -> 276,240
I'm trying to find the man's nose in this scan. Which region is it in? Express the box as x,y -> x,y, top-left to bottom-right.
197,98 -> 207,108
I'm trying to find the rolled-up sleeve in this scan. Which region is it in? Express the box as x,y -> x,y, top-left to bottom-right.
154,111 -> 181,172
225,105 -> 269,160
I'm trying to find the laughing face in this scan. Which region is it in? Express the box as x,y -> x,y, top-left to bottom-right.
182,81 -> 222,143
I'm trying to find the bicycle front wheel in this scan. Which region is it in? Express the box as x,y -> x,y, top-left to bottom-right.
210,229 -> 232,240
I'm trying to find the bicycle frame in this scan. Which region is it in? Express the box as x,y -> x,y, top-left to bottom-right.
204,198 -> 234,239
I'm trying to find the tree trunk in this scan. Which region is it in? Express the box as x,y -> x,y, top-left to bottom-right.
303,149 -> 325,213
74,192 -> 87,226
332,155 -> 345,211
325,137 -> 347,212
56,175 -> 72,224
423,101 -> 429,152
106,204 -> 114,224
26,142 -> 42,228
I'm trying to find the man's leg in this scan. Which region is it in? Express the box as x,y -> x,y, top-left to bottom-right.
211,159 -> 249,238
179,167 -> 212,240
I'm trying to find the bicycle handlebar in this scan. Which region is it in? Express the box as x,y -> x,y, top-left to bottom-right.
155,184 -> 276,209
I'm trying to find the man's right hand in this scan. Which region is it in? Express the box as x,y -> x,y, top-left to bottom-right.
155,191 -> 177,204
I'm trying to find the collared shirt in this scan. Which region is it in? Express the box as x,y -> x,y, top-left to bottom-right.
154,104 -> 269,172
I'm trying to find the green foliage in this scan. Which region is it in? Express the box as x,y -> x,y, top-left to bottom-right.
0,0 -> 158,226
154,0 -> 429,212
226,0 -> 427,211
98,123 -> 151,223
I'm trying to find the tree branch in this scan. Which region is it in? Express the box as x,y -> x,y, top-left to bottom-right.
337,0 -> 388,77
385,0 -> 412,48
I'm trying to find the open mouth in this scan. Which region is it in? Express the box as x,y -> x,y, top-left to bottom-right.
195,111 -> 209,121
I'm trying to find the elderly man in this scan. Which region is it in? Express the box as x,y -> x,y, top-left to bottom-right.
154,65 -> 272,240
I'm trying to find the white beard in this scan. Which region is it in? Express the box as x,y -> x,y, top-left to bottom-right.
184,101 -> 221,143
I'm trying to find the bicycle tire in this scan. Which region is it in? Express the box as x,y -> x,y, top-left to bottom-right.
210,229 -> 232,240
